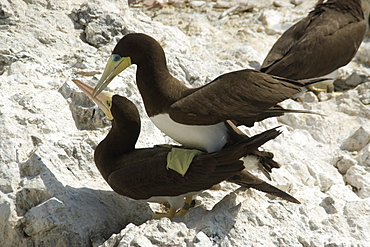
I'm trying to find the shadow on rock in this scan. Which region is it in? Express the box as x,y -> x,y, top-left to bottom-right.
174,192 -> 241,244
14,152 -> 152,247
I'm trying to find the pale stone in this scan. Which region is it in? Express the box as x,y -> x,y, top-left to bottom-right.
129,235 -> 153,246
273,1 -> 293,8
193,231 -> 212,247
214,1 -> 236,9
1,0 -> 370,246
358,144 -> 370,167
189,1 -> 206,9
22,198 -> 65,237
260,9 -> 293,35
341,123 -> 370,152
290,0 -> 303,6
345,72 -> 363,87
336,154 -> 358,174
357,82 -> 370,105
319,197 -> 338,214
343,199 -> 370,243
297,91 -> 319,103
344,166 -> 370,199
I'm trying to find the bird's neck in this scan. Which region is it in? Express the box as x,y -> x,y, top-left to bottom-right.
135,60 -> 189,117
94,119 -> 140,180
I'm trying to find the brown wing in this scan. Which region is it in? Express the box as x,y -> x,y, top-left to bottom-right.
107,146 -> 244,200
106,127 -> 281,200
261,6 -> 366,79
168,69 -> 304,126
260,13 -> 313,73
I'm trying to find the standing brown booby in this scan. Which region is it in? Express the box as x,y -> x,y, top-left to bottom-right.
92,33 -> 323,156
260,0 -> 366,91
73,79 -> 300,218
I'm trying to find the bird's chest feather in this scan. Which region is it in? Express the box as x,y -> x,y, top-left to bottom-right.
150,114 -> 228,153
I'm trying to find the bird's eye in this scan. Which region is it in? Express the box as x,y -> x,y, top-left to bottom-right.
113,54 -> 121,62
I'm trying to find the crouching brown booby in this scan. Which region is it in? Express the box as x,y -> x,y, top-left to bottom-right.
260,0 -> 366,92
73,79 -> 300,218
92,33 -> 324,156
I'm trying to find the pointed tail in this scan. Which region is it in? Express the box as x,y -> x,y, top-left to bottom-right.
228,170 -> 301,204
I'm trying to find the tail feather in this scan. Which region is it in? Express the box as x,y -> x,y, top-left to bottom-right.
224,122 -> 282,179
298,77 -> 333,86
230,127 -> 282,159
271,74 -> 332,87
212,126 -> 282,165
228,170 -> 300,204
263,106 -> 325,116
235,106 -> 324,127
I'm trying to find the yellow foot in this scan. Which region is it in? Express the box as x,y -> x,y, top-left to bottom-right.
307,84 -> 332,94
174,196 -> 193,217
210,184 -> 222,190
151,196 -> 194,219
152,207 -> 177,219
326,84 -> 334,93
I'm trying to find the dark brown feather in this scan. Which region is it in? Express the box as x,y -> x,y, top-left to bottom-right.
94,95 -> 290,201
113,33 -> 321,127
228,170 -> 301,204
168,69 -> 312,126
260,0 -> 366,79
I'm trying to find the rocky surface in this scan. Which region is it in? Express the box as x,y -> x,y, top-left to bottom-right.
0,0 -> 370,246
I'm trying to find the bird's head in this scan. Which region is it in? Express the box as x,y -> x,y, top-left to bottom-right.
93,33 -> 165,97
73,79 -> 141,130
73,79 -> 114,120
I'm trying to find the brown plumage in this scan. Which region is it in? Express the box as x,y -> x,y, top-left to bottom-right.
261,0 -> 366,80
92,33 -> 324,164
73,79 -> 300,218
100,114 -> 281,200
166,70 -> 322,126
96,33 -> 323,127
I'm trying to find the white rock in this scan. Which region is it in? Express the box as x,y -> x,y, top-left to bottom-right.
341,122 -> 370,152
1,0 -> 370,246
22,198 -> 65,237
193,231 -> 212,247
260,9 -> 293,35
104,219 -> 196,246
345,72 -> 363,87
297,91 -> 319,103
273,1 -> 293,8
290,0 -> 303,6
129,235 -> 153,246
189,1 -> 206,9
357,81 -> 370,105
344,165 -> 370,199
358,144 -> 370,167
336,154 -> 358,174
343,199 -> 370,244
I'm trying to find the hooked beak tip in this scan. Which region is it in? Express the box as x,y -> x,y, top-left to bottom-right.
92,87 -> 101,98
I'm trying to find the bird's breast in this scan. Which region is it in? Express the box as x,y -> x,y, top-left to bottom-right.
150,114 -> 228,153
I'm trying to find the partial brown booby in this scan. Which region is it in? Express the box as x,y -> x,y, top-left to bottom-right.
73,79 -> 300,218
92,33 -> 323,157
261,0 -> 366,92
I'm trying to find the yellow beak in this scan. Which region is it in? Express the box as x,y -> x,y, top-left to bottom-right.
72,79 -> 114,120
93,55 -> 131,97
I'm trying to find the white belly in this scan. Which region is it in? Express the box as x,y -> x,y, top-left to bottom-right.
150,114 -> 228,153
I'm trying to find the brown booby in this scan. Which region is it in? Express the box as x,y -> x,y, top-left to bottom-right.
260,0 -> 366,92
92,33 -> 323,156
73,79 -> 300,218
